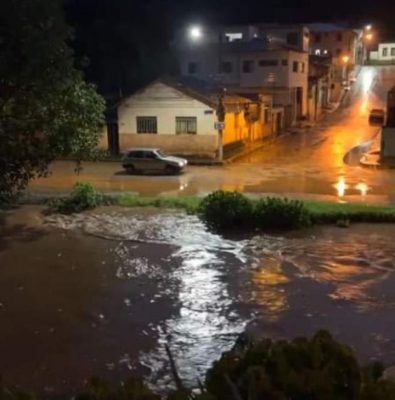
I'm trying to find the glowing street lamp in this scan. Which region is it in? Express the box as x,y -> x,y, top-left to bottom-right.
365,32 -> 373,41
342,55 -> 350,64
365,24 -> 372,31
189,26 -> 202,41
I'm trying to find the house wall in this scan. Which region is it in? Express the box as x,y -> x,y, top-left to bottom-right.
310,30 -> 358,65
112,81 -> 267,158
180,49 -> 308,119
376,43 -> 395,61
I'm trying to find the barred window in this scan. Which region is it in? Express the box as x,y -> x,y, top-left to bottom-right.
176,117 -> 197,134
136,117 -> 157,134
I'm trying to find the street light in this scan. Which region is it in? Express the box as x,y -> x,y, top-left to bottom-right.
365,24 -> 372,31
189,26 -> 202,41
342,55 -> 350,64
365,32 -> 373,41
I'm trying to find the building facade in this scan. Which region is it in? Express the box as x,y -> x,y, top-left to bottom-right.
174,24 -> 310,126
370,43 -> 395,63
100,79 -> 272,159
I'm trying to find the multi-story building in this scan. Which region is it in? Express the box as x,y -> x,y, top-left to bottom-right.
174,24 -> 310,126
307,23 -> 363,65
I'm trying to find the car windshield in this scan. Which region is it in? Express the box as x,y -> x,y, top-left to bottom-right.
155,150 -> 167,158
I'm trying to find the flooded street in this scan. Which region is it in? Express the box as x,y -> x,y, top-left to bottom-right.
1,206 -> 395,394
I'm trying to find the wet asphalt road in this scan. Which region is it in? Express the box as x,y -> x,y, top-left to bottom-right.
30,66 -> 395,203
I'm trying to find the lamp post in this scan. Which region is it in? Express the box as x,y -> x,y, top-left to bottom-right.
216,94 -> 225,161
342,55 -> 350,83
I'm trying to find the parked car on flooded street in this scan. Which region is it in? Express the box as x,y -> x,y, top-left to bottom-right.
122,148 -> 188,174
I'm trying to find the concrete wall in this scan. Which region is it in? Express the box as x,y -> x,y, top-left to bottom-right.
119,133 -> 218,158
118,81 -> 217,136
112,81 -> 268,157
376,43 -> 395,61
310,30 -> 358,65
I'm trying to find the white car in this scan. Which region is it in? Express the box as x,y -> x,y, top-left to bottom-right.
122,148 -> 188,174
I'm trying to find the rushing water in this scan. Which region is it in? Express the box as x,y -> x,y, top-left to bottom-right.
1,206 -> 395,393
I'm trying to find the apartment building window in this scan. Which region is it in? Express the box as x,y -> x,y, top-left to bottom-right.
383,47 -> 388,57
292,61 -> 298,72
242,60 -> 254,73
315,33 -> 321,43
301,62 -> 305,73
259,59 -> 278,67
176,117 -> 197,134
391,48 -> 395,56
281,59 -> 288,66
188,62 -> 199,74
136,117 -> 157,134
337,33 -> 343,42
220,61 -> 233,73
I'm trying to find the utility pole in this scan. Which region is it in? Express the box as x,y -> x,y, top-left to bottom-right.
216,94 -> 225,161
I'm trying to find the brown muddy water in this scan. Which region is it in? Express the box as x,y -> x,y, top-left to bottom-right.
1,206 -> 395,394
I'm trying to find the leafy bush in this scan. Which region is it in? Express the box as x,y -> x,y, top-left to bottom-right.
48,182 -> 104,214
205,330 -> 395,400
254,197 -> 312,230
198,191 -> 253,231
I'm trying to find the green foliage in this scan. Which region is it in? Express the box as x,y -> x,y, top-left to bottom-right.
254,197 -> 312,230
198,191 -> 253,231
48,182 -> 103,214
206,330 -> 361,400
0,0 -> 105,204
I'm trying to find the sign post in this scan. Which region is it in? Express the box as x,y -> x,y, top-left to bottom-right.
216,94 -> 226,162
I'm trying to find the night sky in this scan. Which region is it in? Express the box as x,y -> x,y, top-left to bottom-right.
64,0 -> 395,97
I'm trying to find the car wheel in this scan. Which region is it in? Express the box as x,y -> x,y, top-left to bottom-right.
165,165 -> 180,175
126,165 -> 135,174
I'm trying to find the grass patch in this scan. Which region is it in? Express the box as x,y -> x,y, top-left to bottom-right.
117,193 -> 202,213
304,200 -> 395,224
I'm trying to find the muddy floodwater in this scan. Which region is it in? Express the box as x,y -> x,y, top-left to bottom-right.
1,206 -> 395,394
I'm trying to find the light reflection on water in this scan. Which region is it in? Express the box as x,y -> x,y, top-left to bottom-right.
45,211 -> 395,387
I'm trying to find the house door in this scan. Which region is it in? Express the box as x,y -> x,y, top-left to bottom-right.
296,87 -> 303,118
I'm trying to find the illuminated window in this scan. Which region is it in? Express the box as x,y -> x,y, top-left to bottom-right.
225,33 -> 243,42
136,117 -> 157,134
176,117 -> 197,134
315,49 -> 321,55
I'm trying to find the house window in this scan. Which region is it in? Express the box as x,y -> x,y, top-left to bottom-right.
281,59 -> 288,66
383,47 -> 388,57
188,62 -> 199,74
336,33 -> 343,42
293,61 -> 298,72
220,61 -> 233,73
286,32 -> 299,46
136,117 -> 157,134
242,60 -> 254,73
176,117 -> 197,134
315,33 -> 321,43
301,62 -> 305,73
391,48 -> 395,56
259,59 -> 278,67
